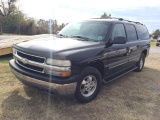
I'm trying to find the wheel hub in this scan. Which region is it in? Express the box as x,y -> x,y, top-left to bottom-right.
140,58 -> 143,69
80,75 -> 97,97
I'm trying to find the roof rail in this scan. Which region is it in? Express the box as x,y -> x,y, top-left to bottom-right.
111,17 -> 124,21
111,17 -> 143,25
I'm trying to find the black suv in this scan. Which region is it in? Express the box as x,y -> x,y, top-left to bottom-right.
10,19 -> 150,103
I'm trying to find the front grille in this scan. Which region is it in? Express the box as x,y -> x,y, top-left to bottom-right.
17,51 -> 45,63
15,50 -> 45,73
17,60 -> 44,72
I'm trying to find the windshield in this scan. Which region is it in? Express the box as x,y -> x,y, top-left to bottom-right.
58,21 -> 110,41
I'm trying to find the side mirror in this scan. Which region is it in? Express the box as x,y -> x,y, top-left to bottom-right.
112,36 -> 126,44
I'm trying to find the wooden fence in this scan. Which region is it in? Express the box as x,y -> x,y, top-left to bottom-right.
0,34 -> 51,56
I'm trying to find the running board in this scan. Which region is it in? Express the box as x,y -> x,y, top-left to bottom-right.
103,67 -> 138,84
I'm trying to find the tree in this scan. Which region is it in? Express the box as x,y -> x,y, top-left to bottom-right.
0,0 -> 17,34
153,29 -> 160,36
37,19 -> 49,34
2,9 -> 25,34
0,1 -> 66,35
149,34 -> 152,38
100,12 -> 111,19
152,29 -> 160,39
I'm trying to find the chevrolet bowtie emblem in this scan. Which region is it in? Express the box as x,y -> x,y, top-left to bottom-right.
21,58 -> 28,64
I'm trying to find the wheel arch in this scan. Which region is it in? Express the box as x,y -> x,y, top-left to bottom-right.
87,60 -> 105,78
142,49 -> 147,57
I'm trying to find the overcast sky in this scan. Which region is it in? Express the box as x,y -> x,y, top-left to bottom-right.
18,0 -> 160,33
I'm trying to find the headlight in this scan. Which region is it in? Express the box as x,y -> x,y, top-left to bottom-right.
46,58 -> 71,67
45,58 -> 71,77
12,48 -> 16,54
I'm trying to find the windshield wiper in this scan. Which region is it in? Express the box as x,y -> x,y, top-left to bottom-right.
57,34 -> 68,38
70,35 -> 90,41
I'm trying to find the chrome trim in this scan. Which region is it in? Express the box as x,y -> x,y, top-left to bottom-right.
11,68 -> 77,95
88,57 -> 101,63
107,55 -> 140,69
129,55 -> 140,62
108,61 -> 128,69
16,60 -> 45,73
103,67 -> 138,84
17,49 -> 46,60
14,49 -> 46,73
127,39 -> 150,43
14,54 -> 70,72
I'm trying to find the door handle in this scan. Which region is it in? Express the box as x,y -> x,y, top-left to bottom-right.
130,49 -> 133,53
126,47 -> 130,52
124,47 -> 130,56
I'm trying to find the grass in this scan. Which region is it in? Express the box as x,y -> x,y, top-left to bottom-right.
151,41 -> 156,47
0,33 -> 28,36
0,49 -> 160,120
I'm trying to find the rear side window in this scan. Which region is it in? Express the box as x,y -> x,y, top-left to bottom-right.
112,24 -> 126,40
136,25 -> 149,40
125,24 -> 137,41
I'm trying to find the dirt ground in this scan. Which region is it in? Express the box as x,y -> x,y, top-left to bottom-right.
0,47 -> 160,120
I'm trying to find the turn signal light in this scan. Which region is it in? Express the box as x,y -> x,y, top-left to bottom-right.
61,71 -> 71,77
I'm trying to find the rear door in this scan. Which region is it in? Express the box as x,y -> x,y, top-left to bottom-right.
124,24 -> 141,65
135,24 -> 150,56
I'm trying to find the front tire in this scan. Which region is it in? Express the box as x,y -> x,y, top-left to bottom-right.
75,67 -> 102,103
135,53 -> 145,72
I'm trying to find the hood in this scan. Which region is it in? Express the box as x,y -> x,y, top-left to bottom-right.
14,36 -> 102,59
16,36 -> 98,51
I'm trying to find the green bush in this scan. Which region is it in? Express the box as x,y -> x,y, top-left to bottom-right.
151,39 -> 157,42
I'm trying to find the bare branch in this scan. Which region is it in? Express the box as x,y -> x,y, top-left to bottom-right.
0,9 -> 5,16
1,0 -> 7,15
7,1 -> 11,15
0,0 -> 16,16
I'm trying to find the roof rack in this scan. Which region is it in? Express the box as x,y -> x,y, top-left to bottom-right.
111,17 -> 143,25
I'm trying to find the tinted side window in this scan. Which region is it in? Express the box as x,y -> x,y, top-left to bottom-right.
136,25 -> 149,40
112,24 -> 126,40
125,24 -> 137,41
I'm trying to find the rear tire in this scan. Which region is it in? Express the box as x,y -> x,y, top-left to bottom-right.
135,53 -> 145,72
75,67 -> 102,103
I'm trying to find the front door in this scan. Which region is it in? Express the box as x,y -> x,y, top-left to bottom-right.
104,23 -> 129,79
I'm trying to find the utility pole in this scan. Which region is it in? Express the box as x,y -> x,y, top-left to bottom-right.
49,19 -> 53,34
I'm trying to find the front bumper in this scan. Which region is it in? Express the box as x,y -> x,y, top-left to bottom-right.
9,59 -> 77,95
